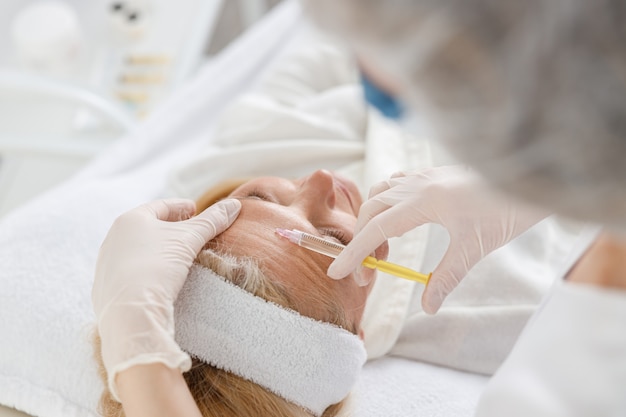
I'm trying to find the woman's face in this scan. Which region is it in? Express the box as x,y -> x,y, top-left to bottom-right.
214,170 -> 389,328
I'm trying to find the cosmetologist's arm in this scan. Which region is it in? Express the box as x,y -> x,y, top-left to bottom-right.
117,364 -> 202,417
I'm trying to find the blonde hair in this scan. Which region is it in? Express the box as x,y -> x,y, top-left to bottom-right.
93,186 -> 356,416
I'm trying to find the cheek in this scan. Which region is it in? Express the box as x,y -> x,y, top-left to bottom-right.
332,276 -> 372,323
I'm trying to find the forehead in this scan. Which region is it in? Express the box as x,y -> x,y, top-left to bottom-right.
213,198 -> 335,314
215,198 -> 327,264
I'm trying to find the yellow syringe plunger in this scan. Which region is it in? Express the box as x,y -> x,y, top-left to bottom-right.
362,257 -> 431,284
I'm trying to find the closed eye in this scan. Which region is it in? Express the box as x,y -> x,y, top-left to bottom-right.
319,228 -> 350,246
245,188 -> 273,202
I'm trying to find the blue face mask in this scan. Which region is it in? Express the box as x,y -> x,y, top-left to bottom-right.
360,72 -> 404,120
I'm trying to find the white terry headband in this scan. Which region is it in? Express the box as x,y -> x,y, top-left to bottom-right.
174,264 -> 366,416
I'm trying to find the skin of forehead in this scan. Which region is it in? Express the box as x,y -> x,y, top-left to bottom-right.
214,198 -> 374,326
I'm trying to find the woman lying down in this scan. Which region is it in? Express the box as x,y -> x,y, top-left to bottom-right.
92,29 -> 594,417
96,170 -> 385,417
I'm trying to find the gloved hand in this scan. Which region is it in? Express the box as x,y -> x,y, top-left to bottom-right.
92,198 -> 241,400
327,165 -> 547,314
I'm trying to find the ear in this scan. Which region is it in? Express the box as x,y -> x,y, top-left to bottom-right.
358,329 -> 365,341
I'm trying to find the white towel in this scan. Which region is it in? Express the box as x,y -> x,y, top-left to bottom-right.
175,265 -> 366,416
354,357 -> 488,417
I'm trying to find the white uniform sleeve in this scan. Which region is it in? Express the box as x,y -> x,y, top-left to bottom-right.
475,281 -> 626,417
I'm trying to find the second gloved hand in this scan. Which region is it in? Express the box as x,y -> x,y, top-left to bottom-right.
327,165 -> 547,314
92,198 -> 241,401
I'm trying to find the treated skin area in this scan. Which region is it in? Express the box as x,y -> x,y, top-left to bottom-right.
213,170 -> 389,327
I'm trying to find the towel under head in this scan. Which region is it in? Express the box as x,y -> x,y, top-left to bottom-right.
174,264 -> 367,416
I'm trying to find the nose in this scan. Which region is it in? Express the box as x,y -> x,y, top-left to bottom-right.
297,170 -> 336,213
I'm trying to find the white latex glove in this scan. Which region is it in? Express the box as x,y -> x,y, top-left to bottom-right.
92,198 -> 241,401
327,165 -> 547,313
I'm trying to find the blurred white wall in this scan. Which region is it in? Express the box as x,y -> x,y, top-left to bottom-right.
0,0 -> 284,218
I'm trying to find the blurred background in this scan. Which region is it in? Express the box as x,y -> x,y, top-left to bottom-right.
0,0 -> 282,218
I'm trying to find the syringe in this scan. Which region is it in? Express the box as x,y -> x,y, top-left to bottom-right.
275,228 -> 431,285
